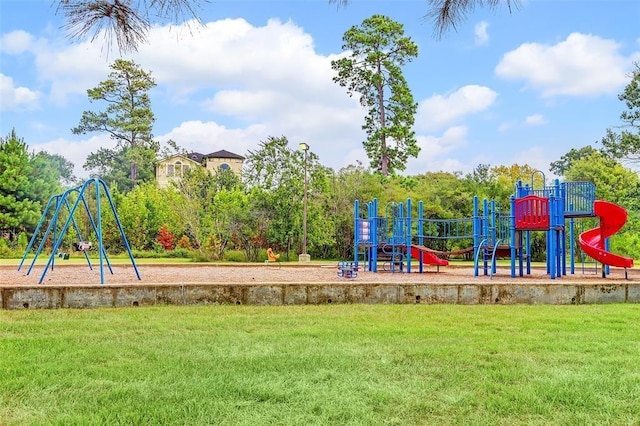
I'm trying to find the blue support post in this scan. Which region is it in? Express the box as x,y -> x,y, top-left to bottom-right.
549,228 -> 556,279
99,179 -> 139,280
483,198 -> 489,275
95,179 -> 105,284
18,194 -> 59,271
510,196 -> 516,278
525,231 -> 531,275
605,237 -> 610,277
569,204 -> 575,275
353,199 -> 359,266
418,201 -> 424,273
27,186 -> 80,276
554,181 -> 563,278
39,181 -> 91,284
370,199 -> 378,272
473,196 -> 480,277
406,198 -> 412,273
491,200 -> 497,275
67,197 -> 95,271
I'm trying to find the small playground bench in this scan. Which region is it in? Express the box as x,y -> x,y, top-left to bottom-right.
337,262 -> 359,278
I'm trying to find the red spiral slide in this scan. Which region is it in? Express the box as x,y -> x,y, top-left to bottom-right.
578,200 -> 633,268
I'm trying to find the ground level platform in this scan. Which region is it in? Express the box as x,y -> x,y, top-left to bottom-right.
1,264 -> 638,309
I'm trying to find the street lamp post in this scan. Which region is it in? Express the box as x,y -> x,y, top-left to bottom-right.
299,142 -> 310,263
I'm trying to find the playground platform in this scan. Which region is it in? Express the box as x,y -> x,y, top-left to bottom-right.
1,264 -> 639,309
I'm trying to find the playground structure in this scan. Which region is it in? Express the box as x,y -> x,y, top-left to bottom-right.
354,198 -> 457,274
18,178 -> 141,285
354,177 -> 633,279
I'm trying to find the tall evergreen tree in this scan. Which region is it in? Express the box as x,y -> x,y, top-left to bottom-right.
0,130 -> 62,238
73,58 -> 158,191
332,15 -> 419,176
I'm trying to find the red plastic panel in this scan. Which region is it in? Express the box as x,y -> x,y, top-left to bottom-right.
515,195 -> 549,230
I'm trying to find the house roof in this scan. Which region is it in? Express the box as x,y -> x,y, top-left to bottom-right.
185,152 -> 204,163
205,149 -> 245,160
158,149 -> 245,164
158,153 -> 202,165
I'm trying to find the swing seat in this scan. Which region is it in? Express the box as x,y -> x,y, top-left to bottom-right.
73,241 -> 93,251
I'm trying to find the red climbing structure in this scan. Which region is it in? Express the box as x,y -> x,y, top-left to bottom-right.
514,195 -> 549,230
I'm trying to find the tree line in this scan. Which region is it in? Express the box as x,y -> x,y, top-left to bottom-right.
3,131 -> 640,261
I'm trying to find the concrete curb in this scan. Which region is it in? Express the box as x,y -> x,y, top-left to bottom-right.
1,282 -> 638,309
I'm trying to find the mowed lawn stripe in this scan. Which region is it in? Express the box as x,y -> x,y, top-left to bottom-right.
1,304 -> 639,425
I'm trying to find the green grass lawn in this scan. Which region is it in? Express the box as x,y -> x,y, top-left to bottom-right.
1,305 -> 639,425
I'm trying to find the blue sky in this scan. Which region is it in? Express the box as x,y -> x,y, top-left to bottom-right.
1,0 -> 639,180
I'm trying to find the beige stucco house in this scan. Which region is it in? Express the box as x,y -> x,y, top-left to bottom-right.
156,150 -> 245,188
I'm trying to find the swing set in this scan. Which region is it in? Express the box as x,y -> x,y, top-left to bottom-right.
18,178 -> 141,285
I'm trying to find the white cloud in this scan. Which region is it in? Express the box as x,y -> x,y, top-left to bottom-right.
416,85 -> 498,132
0,73 -> 40,111
130,18 -> 364,169
495,32 -> 632,97
5,17 -> 365,172
510,145 -> 553,175
474,21 -> 490,46
524,114 -> 546,126
136,18 -> 343,101
34,134 -> 116,179
406,126 -> 470,174
155,116 -> 366,174
156,120 -> 268,157
0,30 -> 33,54
205,90 -> 285,119
497,114 -> 546,132
497,122 -> 513,133
35,43 -> 110,105
0,17 -> 351,115
0,31 -> 110,105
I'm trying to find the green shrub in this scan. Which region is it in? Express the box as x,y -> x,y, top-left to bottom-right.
223,250 -> 246,262
0,238 -> 13,258
130,250 -> 165,259
164,248 -> 192,259
257,248 -> 268,262
17,232 -> 28,252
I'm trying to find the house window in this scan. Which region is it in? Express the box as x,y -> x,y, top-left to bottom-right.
220,163 -> 230,171
167,161 -> 189,177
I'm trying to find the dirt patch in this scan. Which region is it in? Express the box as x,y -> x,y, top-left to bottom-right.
1,262 -> 636,286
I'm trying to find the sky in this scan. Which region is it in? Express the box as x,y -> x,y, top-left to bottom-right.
1,0 -> 640,181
